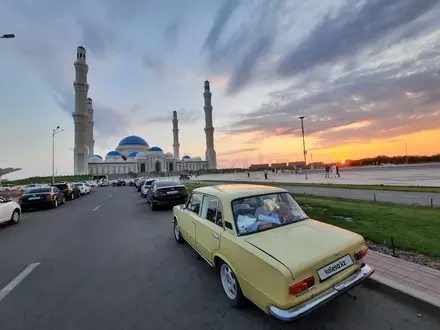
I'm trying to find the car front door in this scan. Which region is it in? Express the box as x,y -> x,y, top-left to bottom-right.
0,197 -> 8,223
178,193 -> 202,247
195,195 -> 224,263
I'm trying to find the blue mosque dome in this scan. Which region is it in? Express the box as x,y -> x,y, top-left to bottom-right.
89,154 -> 102,159
107,150 -> 122,156
128,152 -> 139,158
182,155 -> 190,159
118,135 -> 149,147
149,146 -> 163,152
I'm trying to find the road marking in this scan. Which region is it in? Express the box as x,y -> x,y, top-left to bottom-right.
0,262 -> 40,303
92,205 -> 101,212
407,195 -> 420,198
109,194 -> 112,198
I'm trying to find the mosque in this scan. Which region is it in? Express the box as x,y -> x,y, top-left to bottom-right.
72,46 -> 217,177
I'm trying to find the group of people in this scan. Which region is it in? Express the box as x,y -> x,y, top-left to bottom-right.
325,164 -> 340,178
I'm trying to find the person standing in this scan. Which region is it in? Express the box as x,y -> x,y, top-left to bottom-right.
325,165 -> 330,178
336,164 -> 340,178
264,170 -> 268,180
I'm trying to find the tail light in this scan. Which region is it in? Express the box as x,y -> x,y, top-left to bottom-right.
289,276 -> 315,296
45,194 -> 53,199
17,195 -> 22,201
354,247 -> 369,261
64,188 -> 71,193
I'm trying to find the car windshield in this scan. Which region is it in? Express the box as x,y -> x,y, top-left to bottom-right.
231,192 -> 308,236
156,180 -> 181,188
74,183 -> 82,187
26,188 -> 51,194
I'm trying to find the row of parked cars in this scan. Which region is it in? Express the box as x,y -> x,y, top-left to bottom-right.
134,177 -> 188,211
0,181 -> 94,227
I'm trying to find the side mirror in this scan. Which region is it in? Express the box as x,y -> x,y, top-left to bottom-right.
179,204 -> 186,210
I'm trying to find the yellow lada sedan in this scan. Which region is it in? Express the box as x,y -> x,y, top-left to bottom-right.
172,184 -> 374,321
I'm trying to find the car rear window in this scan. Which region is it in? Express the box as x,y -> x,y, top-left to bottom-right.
145,180 -> 154,185
52,184 -> 68,189
26,188 -> 51,194
156,180 -> 181,188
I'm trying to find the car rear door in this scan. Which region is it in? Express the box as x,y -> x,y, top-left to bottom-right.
195,195 -> 224,263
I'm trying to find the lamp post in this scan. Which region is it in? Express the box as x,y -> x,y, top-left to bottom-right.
299,116 -> 308,179
52,126 -> 64,184
1,34 -> 15,39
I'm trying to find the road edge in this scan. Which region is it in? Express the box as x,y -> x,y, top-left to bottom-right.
363,274 -> 440,314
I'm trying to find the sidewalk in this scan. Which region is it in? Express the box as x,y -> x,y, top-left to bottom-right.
365,250 -> 440,308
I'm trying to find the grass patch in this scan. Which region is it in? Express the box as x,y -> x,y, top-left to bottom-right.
6,175 -> 90,185
185,182 -> 440,258
197,180 -> 440,193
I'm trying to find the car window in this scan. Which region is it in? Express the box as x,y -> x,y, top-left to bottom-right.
231,192 -> 308,236
26,188 -> 52,194
201,196 -> 223,227
187,193 -> 202,215
156,180 -> 181,188
52,184 -> 68,190
53,187 -> 60,193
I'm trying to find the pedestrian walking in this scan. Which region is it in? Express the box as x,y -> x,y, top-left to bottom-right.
325,165 -> 330,178
264,170 -> 268,180
336,164 -> 340,178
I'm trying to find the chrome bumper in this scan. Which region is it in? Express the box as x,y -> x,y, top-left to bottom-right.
268,263 -> 374,322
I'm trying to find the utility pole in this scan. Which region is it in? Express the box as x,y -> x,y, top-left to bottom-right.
299,116 -> 308,179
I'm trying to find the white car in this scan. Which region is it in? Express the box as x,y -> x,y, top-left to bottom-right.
0,185 -> 16,192
0,196 -> 20,225
19,184 -> 41,193
98,181 -> 110,187
141,179 -> 155,198
74,183 -> 91,195
88,181 -> 97,187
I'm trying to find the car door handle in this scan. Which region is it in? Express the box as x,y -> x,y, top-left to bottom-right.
212,233 -> 220,240
192,220 -> 195,224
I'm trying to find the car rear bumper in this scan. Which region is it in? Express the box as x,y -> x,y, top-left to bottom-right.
153,196 -> 187,206
20,200 -> 54,208
268,263 -> 374,321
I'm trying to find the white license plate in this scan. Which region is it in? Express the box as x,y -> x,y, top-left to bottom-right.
28,197 -> 40,200
317,255 -> 354,281
167,190 -> 179,195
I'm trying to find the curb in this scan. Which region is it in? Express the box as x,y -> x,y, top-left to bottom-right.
363,274 -> 440,314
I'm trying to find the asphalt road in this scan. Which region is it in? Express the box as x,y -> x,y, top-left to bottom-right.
194,180 -> 440,207
0,187 -> 439,330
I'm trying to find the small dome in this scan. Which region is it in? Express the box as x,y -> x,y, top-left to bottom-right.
89,154 -> 102,159
107,150 -> 121,156
192,156 -> 202,161
182,155 -> 190,159
118,136 -> 149,147
78,46 -> 85,51
149,146 -> 163,152
128,152 -> 139,158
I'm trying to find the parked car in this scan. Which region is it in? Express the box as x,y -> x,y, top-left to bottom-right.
18,186 -> 65,211
19,183 -> 41,193
117,179 -> 126,186
140,179 -> 155,198
146,180 -> 188,210
74,182 -> 91,195
172,184 -> 373,321
0,196 -> 20,225
98,180 -> 110,187
50,183 -> 81,200
0,184 -> 16,192
137,179 -> 146,192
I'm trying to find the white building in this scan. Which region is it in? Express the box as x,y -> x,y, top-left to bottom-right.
71,46 -> 216,177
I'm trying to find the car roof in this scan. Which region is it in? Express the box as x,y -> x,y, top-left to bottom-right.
193,184 -> 286,202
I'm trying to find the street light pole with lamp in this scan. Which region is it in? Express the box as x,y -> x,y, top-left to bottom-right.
52,126 -> 65,184
1,34 -> 15,39
299,116 -> 308,179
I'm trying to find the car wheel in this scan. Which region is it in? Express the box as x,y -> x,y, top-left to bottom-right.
61,196 -> 66,204
71,194 -> 75,200
173,220 -> 184,243
53,199 -> 58,208
9,209 -> 20,225
219,262 -> 246,308
150,199 -> 156,211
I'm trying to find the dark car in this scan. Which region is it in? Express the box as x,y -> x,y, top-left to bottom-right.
137,179 -> 146,192
18,187 -> 65,211
117,180 -> 126,186
146,180 -> 188,210
51,183 -> 81,200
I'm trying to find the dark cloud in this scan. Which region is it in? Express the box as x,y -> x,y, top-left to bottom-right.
142,54 -> 167,80
277,0 -> 440,76
148,109 -> 203,124
218,148 -> 258,156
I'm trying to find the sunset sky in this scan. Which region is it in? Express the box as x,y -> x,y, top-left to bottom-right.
1,0 -> 439,179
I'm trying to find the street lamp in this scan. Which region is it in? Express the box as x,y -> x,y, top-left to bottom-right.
52,126 -> 65,184
1,34 -> 15,39
299,116 -> 308,179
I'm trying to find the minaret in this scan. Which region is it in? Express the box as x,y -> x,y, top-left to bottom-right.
203,80 -> 217,169
72,46 -> 90,175
172,110 -> 180,160
87,98 -> 95,155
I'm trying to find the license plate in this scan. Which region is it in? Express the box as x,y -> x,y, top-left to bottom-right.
167,190 -> 179,195
28,197 -> 40,200
317,255 -> 354,281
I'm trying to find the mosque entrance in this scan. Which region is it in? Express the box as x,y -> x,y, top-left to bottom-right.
169,163 -> 174,172
155,161 -> 161,172
140,163 -> 146,172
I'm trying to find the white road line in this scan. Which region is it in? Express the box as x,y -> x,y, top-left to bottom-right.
109,194 -> 112,198
407,195 -> 420,198
92,205 -> 101,212
0,262 -> 40,303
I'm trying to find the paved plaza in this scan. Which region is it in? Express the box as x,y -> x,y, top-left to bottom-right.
198,164 -> 440,187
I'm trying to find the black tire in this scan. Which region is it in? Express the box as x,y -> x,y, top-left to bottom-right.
218,261 -> 246,309
52,199 -> 58,208
61,196 -> 66,204
150,199 -> 156,211
173,220 -> 184,243
9,209 -> 20,225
